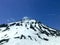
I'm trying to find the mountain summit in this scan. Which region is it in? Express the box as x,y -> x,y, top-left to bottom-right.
0,17 -> 60,45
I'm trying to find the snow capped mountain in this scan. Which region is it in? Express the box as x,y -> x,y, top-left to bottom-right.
0,17 -> 60,45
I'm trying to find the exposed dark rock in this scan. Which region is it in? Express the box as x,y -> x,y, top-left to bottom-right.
10,23 -> 16,26
16,23 -> 20,26
20,35 -> 26,39
36,33 -> 42,39
25,24 -> 27,27
41,31 -> 49,36
0,39 -> 9,44
0,24 -> 8,27
2,27 -> 10,32
4,34 -> 7,36
14,37 -> 20,39
43,38 -> 48,41
30,24 -> 36,31
20,24 -> 23,26
28,35 -> 32,40
56,33 -> 60,36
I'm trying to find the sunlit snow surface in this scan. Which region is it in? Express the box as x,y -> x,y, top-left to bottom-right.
0,17 -> 60,45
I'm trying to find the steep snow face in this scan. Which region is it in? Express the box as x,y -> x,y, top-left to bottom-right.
0,17 -> 60,45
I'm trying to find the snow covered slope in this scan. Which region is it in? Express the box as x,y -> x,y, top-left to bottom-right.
0,17 -> 60,45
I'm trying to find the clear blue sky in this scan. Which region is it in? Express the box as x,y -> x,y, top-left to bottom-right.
0,0 -> 60,30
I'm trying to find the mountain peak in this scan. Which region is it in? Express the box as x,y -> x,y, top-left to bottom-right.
0,17 -> 60,45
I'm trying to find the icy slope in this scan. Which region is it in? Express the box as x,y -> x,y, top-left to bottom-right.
0,17 -> 60,45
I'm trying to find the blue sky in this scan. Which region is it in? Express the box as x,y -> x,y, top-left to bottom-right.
0,0 -> 60,30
